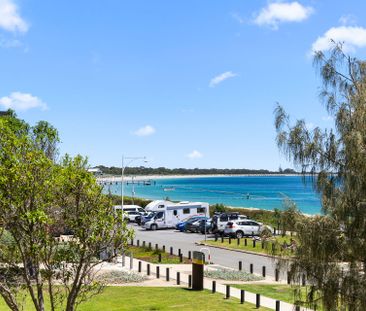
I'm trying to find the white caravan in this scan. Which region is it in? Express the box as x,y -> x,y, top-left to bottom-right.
143,200 -> 209,230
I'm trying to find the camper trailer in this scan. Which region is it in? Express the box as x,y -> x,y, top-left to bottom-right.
143,200 -> 209,230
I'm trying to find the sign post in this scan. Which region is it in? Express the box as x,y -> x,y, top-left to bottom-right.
192,251 -> 205,290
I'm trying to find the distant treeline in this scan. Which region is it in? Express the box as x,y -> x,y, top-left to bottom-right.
96,165 -> 297,176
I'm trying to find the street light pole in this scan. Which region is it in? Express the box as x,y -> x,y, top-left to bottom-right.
119,155 -> 146,263
121,155 -> 147,220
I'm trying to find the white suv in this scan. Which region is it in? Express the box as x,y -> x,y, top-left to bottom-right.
224,220 -> 273,238
212,213 -> 248,233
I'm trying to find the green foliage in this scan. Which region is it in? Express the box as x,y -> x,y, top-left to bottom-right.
274,43 -> 366,310
0,113 -> 132,311
210,203 -> 227,214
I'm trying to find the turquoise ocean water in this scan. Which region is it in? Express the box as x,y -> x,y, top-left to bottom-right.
103,176 -> 321,215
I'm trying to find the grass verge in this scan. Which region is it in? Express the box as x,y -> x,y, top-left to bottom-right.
231,284 -> 322,310
203,236 -> 295,256
0,286 -> 272,311
127,245 -> 191,264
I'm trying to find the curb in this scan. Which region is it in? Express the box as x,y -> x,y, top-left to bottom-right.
196,242 -> 290,260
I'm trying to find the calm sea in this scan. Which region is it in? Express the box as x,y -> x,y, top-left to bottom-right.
103,176 -> 321,215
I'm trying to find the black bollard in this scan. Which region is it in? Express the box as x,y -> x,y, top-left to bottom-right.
131,238 -> 134,246
256,294 -> 260,308
138,261 -> 142,272
170,247 -> 173,255
177,272 -> 180,285
253,239 -> 256,248
147,264 -> 150,276
262,266 -> 266,278
163,245 -> 165,252
178,248 -> 182,256
221,236 -> 224,243
148,242 -> 152,250
302,274 -> 306,286
241,290 -> 245,304
226,285 -> 230,299
158,253 -> 162,263
188,251 -> 192,260
276,300 -> 280,311
244,238 -> 247,246
229,237 -> 231,244
179,253 -> 183,263
287,272 -> 291,284
295,306 -> 300,311
142,241 -> 146,248
261,241 -> 264,249
166,268 -> 170,281
275,269 -> 279,282
212,280 -> 216,293
239,261 -> 242,271
237,238 -> 240,245
155,243 -> 158,251
215,234 -> 218,241
188,275 -> 192,288
137,239 -> 140,247
156,266 -> 160,278
250,263 -> 253,274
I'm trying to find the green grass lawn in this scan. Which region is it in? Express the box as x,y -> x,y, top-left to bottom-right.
127,246 -> 191,264
231,284 -> 322,310
203,236 -> 296,256
0,287 -> 271,311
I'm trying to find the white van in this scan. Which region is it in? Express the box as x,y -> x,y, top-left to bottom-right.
143,200 -> 209,230
113,205 -> 145,213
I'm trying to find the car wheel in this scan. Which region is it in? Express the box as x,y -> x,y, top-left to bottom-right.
236,231 -> 244,239
150,224 -> 158,231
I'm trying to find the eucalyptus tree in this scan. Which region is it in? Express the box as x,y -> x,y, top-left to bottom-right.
0,113 -> 132,311
274,43 -> 366,310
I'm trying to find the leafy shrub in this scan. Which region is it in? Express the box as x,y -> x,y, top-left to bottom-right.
97,270 -> 147,284
204,268 -> 263,281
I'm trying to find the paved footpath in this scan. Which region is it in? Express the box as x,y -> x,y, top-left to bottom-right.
105,255 -> 312,311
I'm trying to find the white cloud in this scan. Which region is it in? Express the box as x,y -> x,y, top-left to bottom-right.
209,71 -> 237,87
187,150 -> 203,159
0,92 -> 47,111
133,125 -> 156,137
0,0 -> 28,33
253,1 -> 313,30
311,26 -> 366,53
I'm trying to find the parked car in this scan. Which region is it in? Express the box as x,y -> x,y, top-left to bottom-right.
126,211 -> 143,222
198,218 -> 213,234
175,215 -> 206,232
185,217 -> 210,233
212,212 -> 248,234
223,220 -> 273,238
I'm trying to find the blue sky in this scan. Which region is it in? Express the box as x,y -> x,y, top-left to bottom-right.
0,0 -> 366,170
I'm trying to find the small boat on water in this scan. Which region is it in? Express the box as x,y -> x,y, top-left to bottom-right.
164,187 -> 175,191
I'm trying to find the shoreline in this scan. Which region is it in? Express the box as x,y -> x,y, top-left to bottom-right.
97,174 -> 305,182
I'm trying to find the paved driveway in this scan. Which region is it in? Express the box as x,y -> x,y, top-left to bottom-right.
129,224 -> 286,279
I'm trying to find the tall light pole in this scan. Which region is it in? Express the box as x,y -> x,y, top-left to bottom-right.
121,156 -> 147,218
